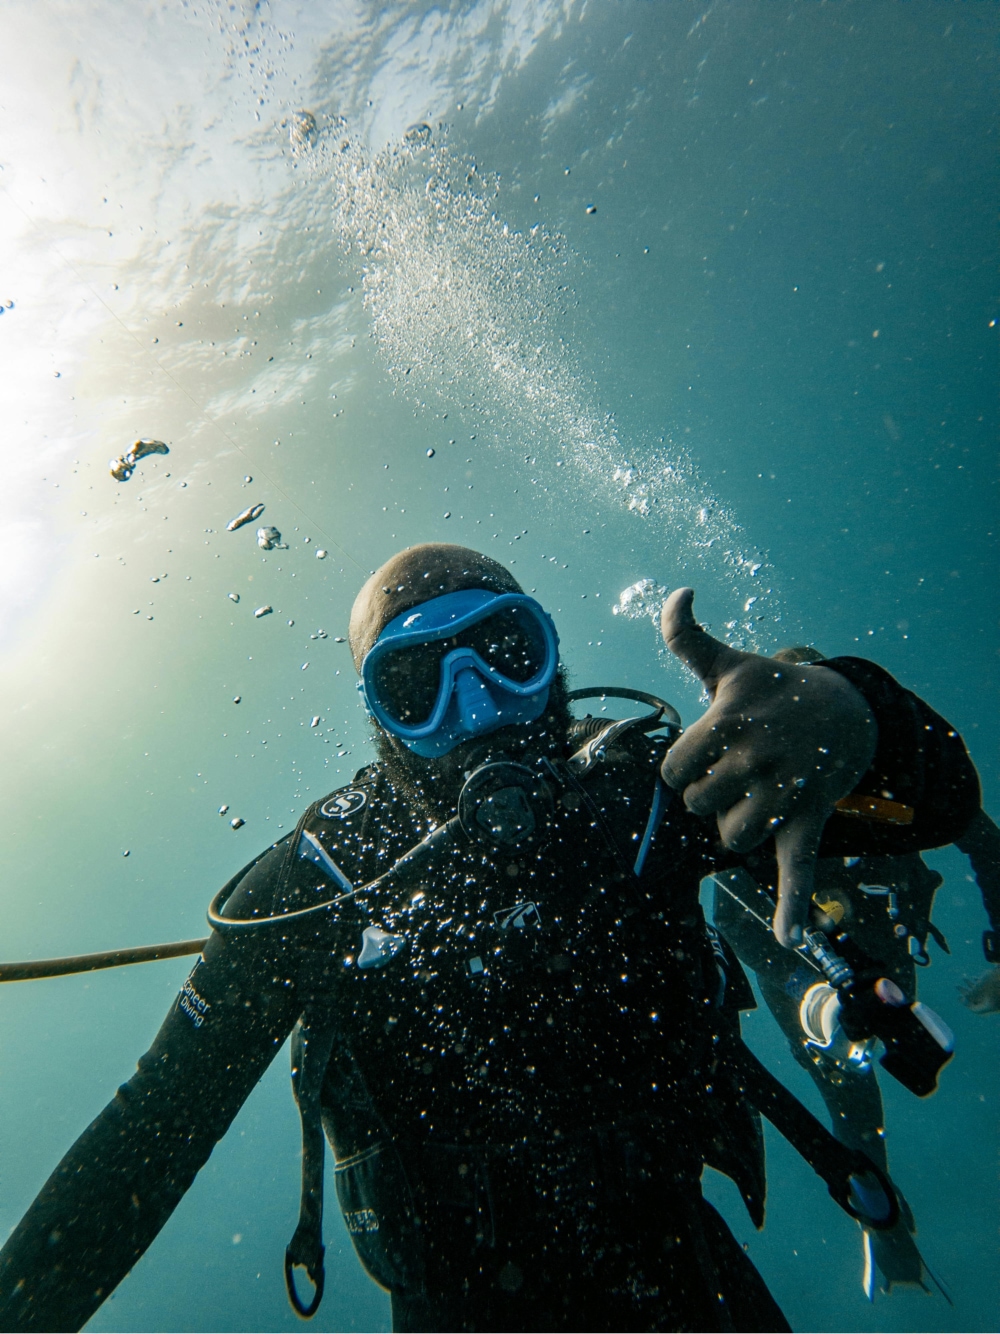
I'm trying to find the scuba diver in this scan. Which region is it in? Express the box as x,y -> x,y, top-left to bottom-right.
0,544 -> 982,1334
712,644 -> 1000,1302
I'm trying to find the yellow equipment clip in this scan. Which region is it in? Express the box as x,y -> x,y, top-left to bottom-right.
834,794 -> 914,825
812,895 -> 845,925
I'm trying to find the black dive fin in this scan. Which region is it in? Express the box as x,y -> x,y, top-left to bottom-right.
863,1217 -> 951,1305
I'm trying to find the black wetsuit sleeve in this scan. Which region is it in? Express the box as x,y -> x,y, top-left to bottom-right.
816,656 -> 981,857
956,809 -> 1000,936
0,846 -> 302,1334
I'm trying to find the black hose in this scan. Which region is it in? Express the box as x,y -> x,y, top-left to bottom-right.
567,686 -> 681,730
0,938 -> 208,983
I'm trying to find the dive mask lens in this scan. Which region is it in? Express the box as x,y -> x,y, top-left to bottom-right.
463,606 -> 549,684
369,639 -> 447,726
369,604 -> 551,727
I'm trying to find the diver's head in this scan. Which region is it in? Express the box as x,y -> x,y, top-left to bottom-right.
351,545 -> 569,798
772,645 -> 827,665
349,544 -> 524,669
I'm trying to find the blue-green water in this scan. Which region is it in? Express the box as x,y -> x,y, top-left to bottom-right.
0,2 -> 996,1329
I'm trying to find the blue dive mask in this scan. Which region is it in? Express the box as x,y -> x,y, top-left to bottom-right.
359,589 -> 559,758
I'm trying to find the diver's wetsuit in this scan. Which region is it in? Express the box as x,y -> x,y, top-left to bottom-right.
0,659 -> 979,1334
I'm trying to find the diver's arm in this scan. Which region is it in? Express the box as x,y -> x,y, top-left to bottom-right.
0,847 -> 302,1334
816,656 -> 980,857
955,808 -> 1000,959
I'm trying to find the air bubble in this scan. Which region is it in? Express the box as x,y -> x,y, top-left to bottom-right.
613,579 -> 667,621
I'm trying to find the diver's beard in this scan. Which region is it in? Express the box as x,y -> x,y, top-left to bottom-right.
372,668 -> 573,820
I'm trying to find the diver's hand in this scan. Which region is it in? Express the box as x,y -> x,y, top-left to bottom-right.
659,588 -> 877,948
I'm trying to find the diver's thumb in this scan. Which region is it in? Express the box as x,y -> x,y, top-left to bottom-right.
660,587 -> 746,693
772,816 -> 823,948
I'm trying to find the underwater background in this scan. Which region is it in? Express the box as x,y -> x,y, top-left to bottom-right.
0,2 -> 996,1329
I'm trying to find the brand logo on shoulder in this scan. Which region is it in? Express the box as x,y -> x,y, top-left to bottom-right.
320,789 -> 367,820
494,901 -> 542,931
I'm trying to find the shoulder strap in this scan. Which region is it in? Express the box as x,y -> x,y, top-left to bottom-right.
285,1011 -> 339,1318
732,1038 -> 899,1232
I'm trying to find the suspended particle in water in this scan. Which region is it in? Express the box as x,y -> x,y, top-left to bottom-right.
228,504 -> 265,532
254,605 -> 273,618
316,549 -> 328,559
426,448 -> 435,457
334,636 -> 346,643
110,439 -> 169,481
122,850 -> 130,857
219,804 -> 229,815
228,592 -> 240,603
233,696 -> 241,704
585,204 -> 597,215
310,716 -> 320,727
257,525 -> 285,550
230,817 -> 245,830
403,122 -> 431,145
244,476 -> 252,483
443,511 -> 451,519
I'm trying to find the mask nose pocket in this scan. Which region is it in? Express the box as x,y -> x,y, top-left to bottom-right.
454,666 -> 503,729
334,1143 -> 425,1296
